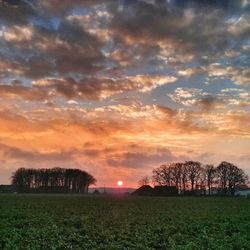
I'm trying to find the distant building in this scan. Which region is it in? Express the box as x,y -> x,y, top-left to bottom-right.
132,185 -> 178,196
207,187 -> 220,195
235,189 -> 250,197
131,185 -> 154,196
93,189 -> 100,195
235,184 -> 250,192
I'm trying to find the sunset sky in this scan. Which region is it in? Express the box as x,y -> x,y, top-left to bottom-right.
0,0 -> 249,187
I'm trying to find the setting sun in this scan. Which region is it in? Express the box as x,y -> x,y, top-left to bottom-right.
117,181 -> 123,187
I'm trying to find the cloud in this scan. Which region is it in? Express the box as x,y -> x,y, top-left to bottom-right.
38,0 -> 111,13
169,87 -> 250,110
1,20 -> 106,78
107,148 -> 175,169
0,0 -> 250,186
67,100 -> 79,105
0,84 -> 48,101
178,67 -> 205,77
219,88 -> 250,107
0,0 -> 35,24
228,14 -> 250,38
0,143 -> 76,162
1,0 -> 249,86
169,88 -> 205,106
109,0 -> 230,56
196,96 -> 222,111
204,64 -> 250,85
232,68 -> 250,86
32,75 -> 176,100
0,101 -> 249,186
155,105 -> 177,117
3,25 -> 34,42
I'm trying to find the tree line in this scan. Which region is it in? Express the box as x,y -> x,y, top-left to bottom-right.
139,161 -> 249,196
11,167 -> 96,193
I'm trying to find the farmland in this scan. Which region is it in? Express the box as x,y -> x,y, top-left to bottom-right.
0,195 -> 249,250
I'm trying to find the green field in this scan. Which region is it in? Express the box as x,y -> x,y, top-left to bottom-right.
0,195 -> 249,250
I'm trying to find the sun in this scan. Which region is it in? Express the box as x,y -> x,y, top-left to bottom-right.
117,180 -> 123,187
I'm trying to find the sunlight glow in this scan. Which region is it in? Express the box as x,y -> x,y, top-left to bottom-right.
117,180 -> 123,187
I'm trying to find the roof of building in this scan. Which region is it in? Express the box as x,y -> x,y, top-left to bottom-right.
132,185 -> 178,196
131,185 -> 154,196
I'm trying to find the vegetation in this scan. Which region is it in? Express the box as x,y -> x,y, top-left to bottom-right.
152,161 -> 248,196
0,195 -> 249,249
11,168 -> 96,193
138,175 -> 150,187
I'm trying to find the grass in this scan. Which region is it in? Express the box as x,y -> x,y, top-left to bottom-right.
0,194 -> 249,250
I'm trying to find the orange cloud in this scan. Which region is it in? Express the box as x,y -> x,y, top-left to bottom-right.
0,101 -> 249,186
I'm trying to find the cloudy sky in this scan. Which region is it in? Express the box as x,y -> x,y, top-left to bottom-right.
0,0 -> 249,187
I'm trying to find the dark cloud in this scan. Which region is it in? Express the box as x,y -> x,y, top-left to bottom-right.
110,0 -> 230,55
0,143 -> 75,162
156,105 -> 177,117
31,75 -> 176,100
2,20 -> 105,79
196,95 -> 222,111
107,0 -> 250,76
172,0 -> 230,9
0,0 -> 35,24
38,0 -> 114,14
83,149 -> 101,157
0,141 -> 103,162
1,0 -> 249,92
107,148 -> 175,169
0,84 -> 48,101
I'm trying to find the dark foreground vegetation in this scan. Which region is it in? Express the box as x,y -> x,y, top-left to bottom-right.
0,195 -> 249,250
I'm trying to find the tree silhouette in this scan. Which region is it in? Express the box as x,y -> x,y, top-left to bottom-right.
152,161 -> 248,196
152,164 -> 172,186
217,161 -> 248,196
12,167 -> 96,193
184,161 -> 202,192
204,164 -> 216,195
171,162 -> 183,193
138,175 -> 150,187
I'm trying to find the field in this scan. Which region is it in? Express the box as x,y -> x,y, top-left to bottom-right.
0,195 -> 249,250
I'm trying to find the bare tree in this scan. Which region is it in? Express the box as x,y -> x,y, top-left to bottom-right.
217,161 -> 248,196
152,164 -> 173,186
180,163 -> 188,192
184,161 -> 202,192
138,175 -> 150,187
171,162 -> 183,193
152,163 -> 184,193
152,160 -> 248,196
204,164 -> 216,195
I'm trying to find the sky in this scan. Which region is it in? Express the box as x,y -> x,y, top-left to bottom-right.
0,0 -> 249,187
